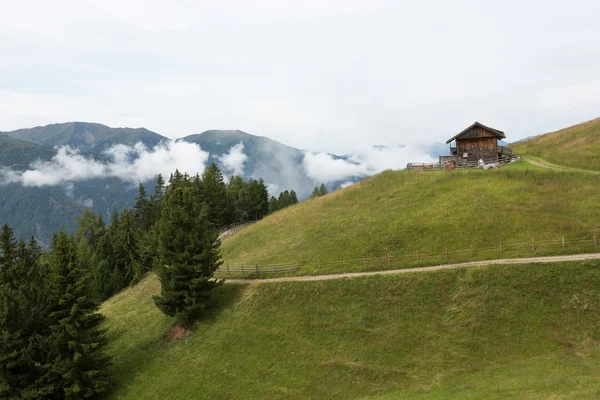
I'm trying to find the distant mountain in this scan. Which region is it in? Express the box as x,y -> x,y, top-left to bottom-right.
183,130 -> 318,195
0,136 -> 56,169
2,122 -> 167,153
0,125 -> 355,244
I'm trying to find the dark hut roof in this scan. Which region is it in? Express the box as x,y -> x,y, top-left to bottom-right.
446,122 -> 506,144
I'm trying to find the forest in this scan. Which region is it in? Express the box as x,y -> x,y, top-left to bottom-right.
0,163 -> 303,398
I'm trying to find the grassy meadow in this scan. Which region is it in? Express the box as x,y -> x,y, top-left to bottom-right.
102,260 -> 600,399
511,118 -> 600,172
220,161 -> 600,275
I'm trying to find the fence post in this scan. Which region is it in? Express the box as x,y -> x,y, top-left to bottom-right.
595,233 -> 597,248
242,264 -> 244,273
340,258 -> 342,268
227,264 -> 230,274
363,257 -> 366,268
318,258 -> 320,268
445,248 -> 448,262
471,244 -> 474,257
562,236 -> 565,249
500,241 -> 503,255
387,254 -> 390,266
273,264 -> 276,273
532,238 -> 535,253
256,264 -> 259,274
294,263 -> 297,272
416,251 -> 419,262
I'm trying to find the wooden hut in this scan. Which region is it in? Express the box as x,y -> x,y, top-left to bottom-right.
444,122 -> 510,163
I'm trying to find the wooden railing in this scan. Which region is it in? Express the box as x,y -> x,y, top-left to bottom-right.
407,155 -> 521,171
215,262 -> 297,275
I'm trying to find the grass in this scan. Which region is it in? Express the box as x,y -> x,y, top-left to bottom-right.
102,260 -> 600,399
511,117 -> 600,172
220,161 -> 600,275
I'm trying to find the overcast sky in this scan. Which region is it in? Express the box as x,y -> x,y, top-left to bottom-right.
1,0 -> 599,153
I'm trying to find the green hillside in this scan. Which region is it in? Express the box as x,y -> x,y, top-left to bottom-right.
0,136 -> 56,169
3,122 -> 166,152
103,260 -> 600,399
220,162 -> 600,273
512,118 -> 600,171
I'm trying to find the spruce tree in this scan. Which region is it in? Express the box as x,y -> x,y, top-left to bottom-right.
133,183 -> 152,232
149,174 -> 166,226
289,190 -> 298,205
40,232 -> 110,399
201,163 -> 228,227
0,229 -> 49,399
227,176 -> 248,223
310,186 -> 320,199
319,183 -> 328,196
258,179 -> 269,218
269,196 -> 279,213
153,174 -> 223,327
114,209 -> 142,284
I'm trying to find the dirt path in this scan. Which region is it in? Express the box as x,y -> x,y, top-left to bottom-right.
526,157 -> 600,175
224,253 -> 600,284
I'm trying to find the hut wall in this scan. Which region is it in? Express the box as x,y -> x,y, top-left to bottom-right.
456,137 -> 498,162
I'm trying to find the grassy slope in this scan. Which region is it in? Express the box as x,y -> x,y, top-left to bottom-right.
221,162 -> 600,273
103,260 -> 600,399
512,118 -> 600,171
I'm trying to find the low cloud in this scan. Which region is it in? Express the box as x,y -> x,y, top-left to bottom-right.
302,145 -> 436,183
1,141 -> 210,187
218,142 -> 248,176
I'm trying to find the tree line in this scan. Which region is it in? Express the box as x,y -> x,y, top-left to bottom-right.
0,163 -> 300,398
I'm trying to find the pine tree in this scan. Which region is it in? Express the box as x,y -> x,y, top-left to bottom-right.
319,183 -> 328,196
153,175 -> 223,327
149,174 -> 166,226
310,186 -> 321,199
40,232 -> 111,399
0,228 -> 50,399
289,190 -> 299,205
114,209 -> 142,284
269,196 -> 279,213
201,163 -> 228,227
133,183 -> 152,232
258,179 -> 270,218
227,176 -> 248,223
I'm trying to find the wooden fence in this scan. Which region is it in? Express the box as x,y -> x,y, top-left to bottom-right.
221,233 -> 599,276
218,222 -> 255,241
215,262 -> 297,275
407,155 -> 521,171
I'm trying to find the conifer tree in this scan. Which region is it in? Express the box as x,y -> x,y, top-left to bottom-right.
289,190 -> 299,205
153,174 -> 223,327
40,232 -> 110,399
319,183 -> 328,196
114,209 -> 142,284
149,174 -> 166,226
133,183 -> 152,232
0,228 -> 49,399
227,176 -> 248,223
258,179 -> 270,218
201,163 -> 228,227
269,196 -> 279,213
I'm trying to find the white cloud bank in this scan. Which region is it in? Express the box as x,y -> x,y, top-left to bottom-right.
218,142 -> 248,176
1,141 -> 210,187
302,145 -> 436,183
